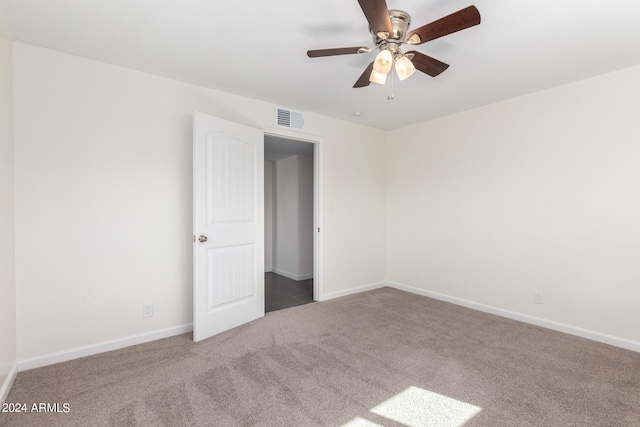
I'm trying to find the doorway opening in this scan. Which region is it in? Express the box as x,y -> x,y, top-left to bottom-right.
264,131 -> 321,312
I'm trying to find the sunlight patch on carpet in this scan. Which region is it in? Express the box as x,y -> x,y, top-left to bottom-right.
361,386 -> 482,427
342,417 -> 384,427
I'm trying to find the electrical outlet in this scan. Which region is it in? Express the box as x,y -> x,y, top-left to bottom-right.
534,291 -> 543,304
142,302 -> 153,318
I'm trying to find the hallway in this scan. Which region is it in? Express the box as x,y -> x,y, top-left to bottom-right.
265,272 -> 314,313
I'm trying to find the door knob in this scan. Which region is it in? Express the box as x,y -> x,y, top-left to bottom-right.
198,235 -> 208,243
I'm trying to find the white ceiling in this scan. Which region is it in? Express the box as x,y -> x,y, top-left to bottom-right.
2,0 -> 640,131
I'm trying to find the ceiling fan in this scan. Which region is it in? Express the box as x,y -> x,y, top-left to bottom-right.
307,0 -> 481,88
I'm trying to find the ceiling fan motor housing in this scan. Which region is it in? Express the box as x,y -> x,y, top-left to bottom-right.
372,10 -> 411,45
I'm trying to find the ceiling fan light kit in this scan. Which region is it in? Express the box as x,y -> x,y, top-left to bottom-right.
369,69 -> 388,85
373,49 -> 393,74
395,55 -> 416,81
307,0 -> 481,92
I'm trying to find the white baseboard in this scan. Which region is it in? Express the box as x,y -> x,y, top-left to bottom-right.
18,323 -> 193,372
272,268 -> 313,281
0,363 -> 18,404
321,281 -> 387,302
388,281 -> 640,353
14,281 -> 637,377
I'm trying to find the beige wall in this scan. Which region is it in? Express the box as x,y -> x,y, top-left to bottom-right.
0,10 -> 16,402
387,64 -> 640,345
14,35 -> 639,371
313,114 -> 387,294
13,43 -> 388,363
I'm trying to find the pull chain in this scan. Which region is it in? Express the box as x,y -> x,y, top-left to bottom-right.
387,68 -> 395,100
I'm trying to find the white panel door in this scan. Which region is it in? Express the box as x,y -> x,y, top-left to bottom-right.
193,112 -> 264,342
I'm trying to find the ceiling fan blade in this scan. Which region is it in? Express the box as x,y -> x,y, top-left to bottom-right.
407,5 -> 481,45
353,61 -> 374,88
307,47 -> 369,58
407,51 -> 449,77
357,0 -> 393,37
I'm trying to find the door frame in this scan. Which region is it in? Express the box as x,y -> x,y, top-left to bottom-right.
261,126 -> 323,302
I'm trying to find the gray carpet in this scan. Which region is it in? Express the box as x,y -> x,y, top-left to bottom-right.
2,287 -> 639,426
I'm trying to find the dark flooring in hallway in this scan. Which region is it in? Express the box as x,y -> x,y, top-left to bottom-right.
265,272 -> 314,313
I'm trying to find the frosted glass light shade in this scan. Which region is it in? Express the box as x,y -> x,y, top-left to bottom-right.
369,69 -> 387,85
395,56 -> 416,81
373,49 -> 393,74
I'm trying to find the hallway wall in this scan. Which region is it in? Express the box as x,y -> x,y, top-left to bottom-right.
274,154 -> 313,280
264,160 -> 275,272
